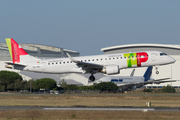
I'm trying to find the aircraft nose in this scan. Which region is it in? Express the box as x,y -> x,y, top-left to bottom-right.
169,56 -> 176,63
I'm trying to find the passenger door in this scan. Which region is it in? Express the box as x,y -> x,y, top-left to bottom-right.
151,53 -> 156,61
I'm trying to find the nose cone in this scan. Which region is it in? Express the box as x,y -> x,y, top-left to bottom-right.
169,56 -> 176,63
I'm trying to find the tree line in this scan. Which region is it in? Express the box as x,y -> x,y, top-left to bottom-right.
0,71 -> 119,92
59,79 -> 119,92
0,71 -> 175,93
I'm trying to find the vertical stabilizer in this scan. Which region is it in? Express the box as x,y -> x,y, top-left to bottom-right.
5,38 -> 40,63
143,66 -> 153,81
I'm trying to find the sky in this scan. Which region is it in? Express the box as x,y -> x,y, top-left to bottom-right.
0,0 -> 180,56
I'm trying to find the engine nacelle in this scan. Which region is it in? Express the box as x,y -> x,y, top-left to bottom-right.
102,65 -> 120,75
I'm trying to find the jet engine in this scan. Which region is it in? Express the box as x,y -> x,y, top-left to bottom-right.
102,65 -> 120,75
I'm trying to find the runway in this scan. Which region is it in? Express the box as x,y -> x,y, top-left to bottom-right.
0,106 -> 180,112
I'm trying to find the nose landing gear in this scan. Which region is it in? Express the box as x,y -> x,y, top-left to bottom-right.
155,66 -> 159,74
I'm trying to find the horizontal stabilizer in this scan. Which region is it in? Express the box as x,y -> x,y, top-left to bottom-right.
5,62 -> 27,66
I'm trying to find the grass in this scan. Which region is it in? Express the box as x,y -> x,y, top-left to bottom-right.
0,110 -> 180,120
0,93 -> 180,107
0,92 -> 180,119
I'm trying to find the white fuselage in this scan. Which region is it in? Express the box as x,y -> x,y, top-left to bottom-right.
94,76 -> 145,86
17,51 -> 175,74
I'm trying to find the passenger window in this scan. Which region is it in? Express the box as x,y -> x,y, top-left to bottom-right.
48,63 -> 50,65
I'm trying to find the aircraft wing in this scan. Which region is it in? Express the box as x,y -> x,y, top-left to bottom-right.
118,78 -> 177,90
118,83 -> 138,90
144,78 -> 176,84
67,53 -> 103,73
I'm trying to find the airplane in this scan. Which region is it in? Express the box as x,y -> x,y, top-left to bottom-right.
93,66 -> 176,91
5,38 -> 176,81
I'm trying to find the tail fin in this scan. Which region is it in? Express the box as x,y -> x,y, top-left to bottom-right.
143,66 -> 153,81
5,38 -> 40,63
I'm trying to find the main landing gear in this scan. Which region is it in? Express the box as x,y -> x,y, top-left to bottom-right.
89,73 -> 95,81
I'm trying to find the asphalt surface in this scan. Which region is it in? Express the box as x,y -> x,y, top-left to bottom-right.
0,106 -> 180,112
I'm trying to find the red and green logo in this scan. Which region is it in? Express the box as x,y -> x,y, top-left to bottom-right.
124,52 -> 148,67
5,38 -> 28,63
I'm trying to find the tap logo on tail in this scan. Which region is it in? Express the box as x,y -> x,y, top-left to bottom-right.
5,38 -> 28,63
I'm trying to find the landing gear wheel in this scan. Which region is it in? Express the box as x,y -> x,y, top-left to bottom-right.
89,75 -> 95,81
156,71 -> 159,74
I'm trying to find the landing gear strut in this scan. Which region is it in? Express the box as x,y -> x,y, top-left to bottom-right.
89,73 -> 95,81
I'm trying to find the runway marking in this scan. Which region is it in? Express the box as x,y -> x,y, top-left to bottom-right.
43,108 -> 155,111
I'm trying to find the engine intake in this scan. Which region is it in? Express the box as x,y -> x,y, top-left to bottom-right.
102,65 -> 120,75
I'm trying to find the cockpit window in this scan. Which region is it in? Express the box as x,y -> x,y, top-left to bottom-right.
160,53 -> 167,56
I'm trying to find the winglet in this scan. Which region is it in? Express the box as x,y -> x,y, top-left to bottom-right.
130,69 -> 135,76
66,53 -> 79,63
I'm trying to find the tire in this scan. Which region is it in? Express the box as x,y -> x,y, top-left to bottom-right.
89,76 -> 95,81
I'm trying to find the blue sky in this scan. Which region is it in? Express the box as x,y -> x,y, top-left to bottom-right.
0,0 -> 180,55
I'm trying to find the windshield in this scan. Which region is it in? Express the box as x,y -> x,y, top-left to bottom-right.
160,53 -> 167,56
